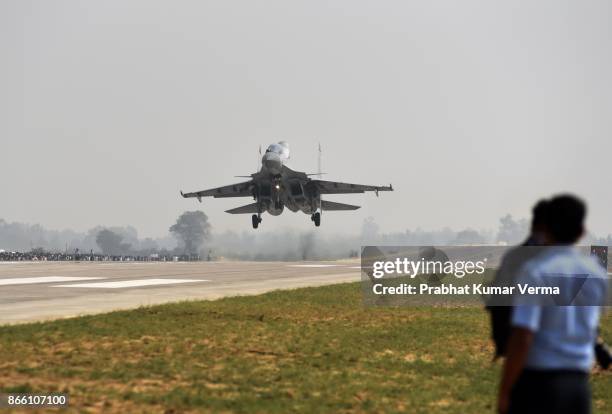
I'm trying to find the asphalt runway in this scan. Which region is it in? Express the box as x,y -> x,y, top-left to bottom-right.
0,261 -> 361,325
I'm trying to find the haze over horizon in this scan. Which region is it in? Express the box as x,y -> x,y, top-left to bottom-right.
2,1 -> 611,239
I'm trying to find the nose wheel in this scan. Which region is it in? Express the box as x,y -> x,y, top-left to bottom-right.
311,212 -> 321,227
252,214 -> 262,229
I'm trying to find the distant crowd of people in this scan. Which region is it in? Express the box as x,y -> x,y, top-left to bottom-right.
0,251 -> 202,262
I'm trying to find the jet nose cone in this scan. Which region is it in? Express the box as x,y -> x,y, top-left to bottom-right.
263,152 -> 282,174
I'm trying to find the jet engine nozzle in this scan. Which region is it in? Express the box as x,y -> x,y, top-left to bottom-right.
263,152 -> 283,174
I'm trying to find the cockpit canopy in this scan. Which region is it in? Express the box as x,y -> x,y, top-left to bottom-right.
265,144 -> 283,154
265,142 -> 290,159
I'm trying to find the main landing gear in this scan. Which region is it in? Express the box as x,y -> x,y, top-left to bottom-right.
311,212 -> 321,227
252,214 -> 262,229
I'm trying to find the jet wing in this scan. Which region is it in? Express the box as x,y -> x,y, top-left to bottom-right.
225,203 -> 260,214
308,180 -> 393,195
321,200 -> 360,210
181,180 -> 254,201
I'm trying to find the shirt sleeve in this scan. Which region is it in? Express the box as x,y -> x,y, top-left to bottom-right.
512,305 -> 542,331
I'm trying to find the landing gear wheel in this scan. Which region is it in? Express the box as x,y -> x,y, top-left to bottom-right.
313,212 -> 321,227
252,214 -> 261,229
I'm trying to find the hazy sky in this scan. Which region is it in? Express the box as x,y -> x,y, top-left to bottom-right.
1,1 -> 611,238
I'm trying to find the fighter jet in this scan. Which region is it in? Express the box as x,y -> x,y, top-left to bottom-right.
180,141 -> 392,228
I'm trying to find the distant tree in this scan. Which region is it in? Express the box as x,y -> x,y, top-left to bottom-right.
96,229 -> 131,256
139,237 -> 159,252
454,229 -> 486,245
361,217 -> 380,242
169,211 -> 211,255
30,247 -> 46,255
299,232 -> 315,260
496,214 -> 528,245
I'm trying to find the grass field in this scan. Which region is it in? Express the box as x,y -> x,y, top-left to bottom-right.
1,282 -> 610,413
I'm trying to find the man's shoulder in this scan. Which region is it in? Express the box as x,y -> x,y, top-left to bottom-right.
579,254 -> 608,279
533,247 -> 607,278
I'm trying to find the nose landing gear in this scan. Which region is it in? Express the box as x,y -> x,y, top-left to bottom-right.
252,214 -> 262,229
311,212 -> 321,227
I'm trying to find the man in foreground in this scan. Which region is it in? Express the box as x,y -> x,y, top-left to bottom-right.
487,199 -> 550,358
497,195 -> 608,414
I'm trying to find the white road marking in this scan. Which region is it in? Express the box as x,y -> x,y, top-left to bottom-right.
0,276 -> 104,286
0,262 -> 47,265
98,262 -> 164,265
287,264 -> 341,268
53,278 -> 210,289
0,261 -> 60,264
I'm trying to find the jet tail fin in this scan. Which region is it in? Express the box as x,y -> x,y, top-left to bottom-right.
225,203 -> 260,214
321,200 -> 360,211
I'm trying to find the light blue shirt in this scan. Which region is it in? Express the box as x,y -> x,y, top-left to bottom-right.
512,246 -> 608,372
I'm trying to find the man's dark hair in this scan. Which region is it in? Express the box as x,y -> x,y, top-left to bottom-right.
545,194 -> 586,244
531,199 -> 549,231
